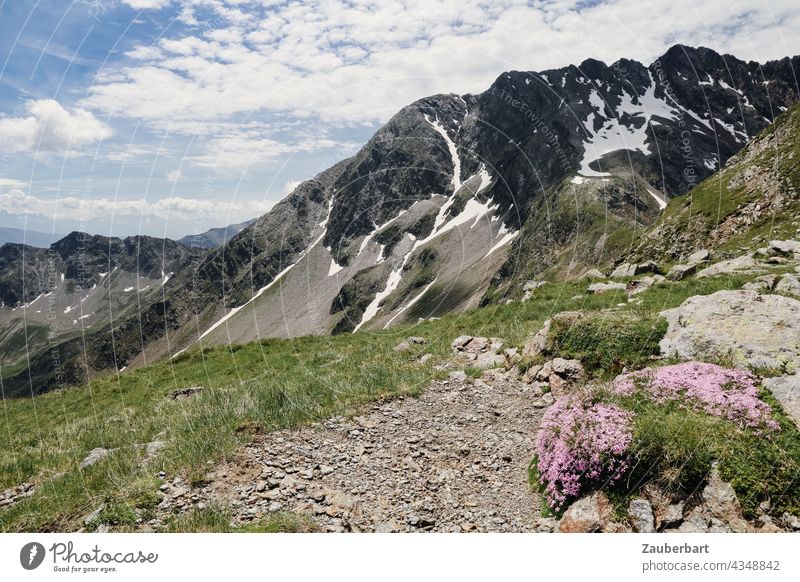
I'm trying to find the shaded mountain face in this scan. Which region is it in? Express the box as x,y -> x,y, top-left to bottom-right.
0,233 -> 202,397
178,219 -> 256,249
4,45 -> 799,396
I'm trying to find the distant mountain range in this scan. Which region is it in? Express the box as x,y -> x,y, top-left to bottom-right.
178,219 -> 256,249
2,44 -> 799,396
0,227 -> 64,248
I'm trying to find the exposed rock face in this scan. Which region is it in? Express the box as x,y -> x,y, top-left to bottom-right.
659,290 -> 800,370
626,275 -> 664,295
762,375 -> 800,427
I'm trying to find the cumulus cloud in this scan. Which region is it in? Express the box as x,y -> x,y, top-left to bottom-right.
83,0 -> 800,130
0,188 -> 272,223
0,99 -> 112,155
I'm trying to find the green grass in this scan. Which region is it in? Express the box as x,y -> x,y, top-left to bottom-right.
0,268 -> 782,532
615,388 -> 800,519
545,312 -> 668,377
163,506 -> 318,533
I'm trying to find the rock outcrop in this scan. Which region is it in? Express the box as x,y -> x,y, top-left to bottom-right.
659,290 -> 800,370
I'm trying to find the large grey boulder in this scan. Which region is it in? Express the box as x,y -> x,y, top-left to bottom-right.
687,249 -> 711,263
584,268 -> 607,280
768,239 -> 800,257
666,263 -> 697,281
587,281 -> 626,294
775,274 -> 800,297
762,374 -> 800,427
611,261 -> 660,279
696,255 -> 763,278
659,290 -> 800,371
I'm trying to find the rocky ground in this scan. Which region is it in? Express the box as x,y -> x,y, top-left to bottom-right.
149,368 -> 549,532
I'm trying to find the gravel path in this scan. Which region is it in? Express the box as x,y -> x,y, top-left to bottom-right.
159,371 -> 549,532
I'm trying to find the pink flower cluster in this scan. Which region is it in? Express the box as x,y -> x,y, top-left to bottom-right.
535,397 -> 633,509
612,362 -> 780,432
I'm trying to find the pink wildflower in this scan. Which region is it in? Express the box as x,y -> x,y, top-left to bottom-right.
612,362 -> 780,432
535,396 -> 633,510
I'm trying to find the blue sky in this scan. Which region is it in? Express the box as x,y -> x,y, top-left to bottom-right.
0,0 -> 798,239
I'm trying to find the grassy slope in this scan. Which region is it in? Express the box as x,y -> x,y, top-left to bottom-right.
632,103 -> 800,261
0,268 -> 761,532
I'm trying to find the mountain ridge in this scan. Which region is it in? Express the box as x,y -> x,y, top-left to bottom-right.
3,44 -> 799,395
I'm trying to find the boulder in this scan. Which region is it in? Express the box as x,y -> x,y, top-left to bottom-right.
406,336 -> 426,345
451,336 -> 502,355
584,268 -> 607,280
775,274 -> 800,297
762,374 -> 800,427
696,255 -> 762,278
627,498 -> 655,533
637,260 -> 661,275
666,263 -> 697,281
659,290 -> 800,370
611,263 -> 637,278
768,239 -> 800,256
687,249 -> 711,263
742,274 -> 778,292
522,280 -> 546,300
556,492 -> 612,533
394,341 -> 411,352
473,352 -> 506,369
626,275 -> 663,295
523,280 -> 545,292
587,281 -> 626,294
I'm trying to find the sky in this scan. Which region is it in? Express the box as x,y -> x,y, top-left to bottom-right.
0,0 -> 798,240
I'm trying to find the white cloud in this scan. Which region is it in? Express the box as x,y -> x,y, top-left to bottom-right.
0,188 -> 272,223
0,179 -> 28,188
166,168 -> 183,182
123,0 -> 172,9
0,99 -> 112,155
84,0 -> 800,132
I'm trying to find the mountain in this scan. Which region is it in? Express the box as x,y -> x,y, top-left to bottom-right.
4,44 -> 799,396
178,219 -> 256,249
631,102 -> 800,261
0,227 -> 64,248
0,232 -> 203,396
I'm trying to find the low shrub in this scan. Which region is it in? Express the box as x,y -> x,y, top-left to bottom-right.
535,395 -> 634,510
533,362 -> 797,517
